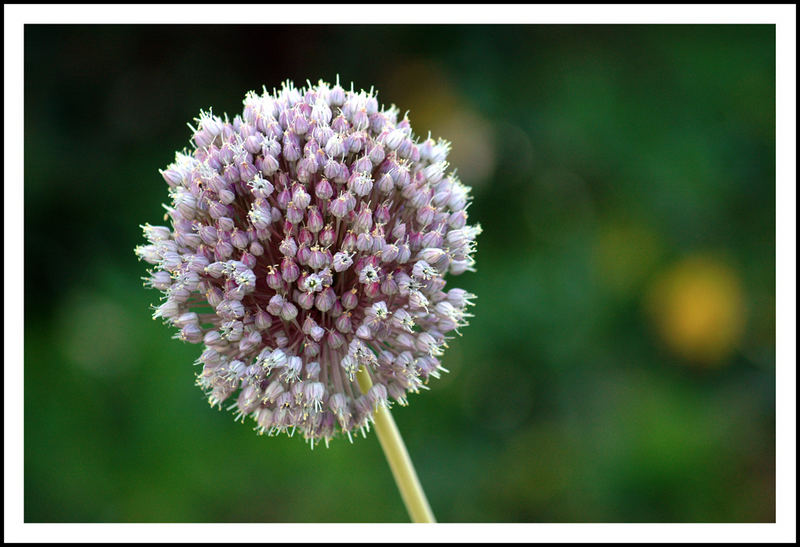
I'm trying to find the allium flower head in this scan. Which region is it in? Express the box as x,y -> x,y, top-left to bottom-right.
136,79 -> 480,445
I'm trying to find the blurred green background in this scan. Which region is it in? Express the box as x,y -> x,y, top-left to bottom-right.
24,25 -> 775,523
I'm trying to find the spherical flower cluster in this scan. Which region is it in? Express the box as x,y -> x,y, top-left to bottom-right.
136,79 -> 480,445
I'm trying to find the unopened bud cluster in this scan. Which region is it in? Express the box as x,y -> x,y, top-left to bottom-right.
136,79 -> 479,445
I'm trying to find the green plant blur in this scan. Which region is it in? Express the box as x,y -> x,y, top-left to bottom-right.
24,24 -> 775,523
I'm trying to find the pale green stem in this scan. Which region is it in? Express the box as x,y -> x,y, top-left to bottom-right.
356,367 -> 436,523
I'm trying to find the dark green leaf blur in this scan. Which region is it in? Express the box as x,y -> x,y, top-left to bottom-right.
24,24 -> 775,523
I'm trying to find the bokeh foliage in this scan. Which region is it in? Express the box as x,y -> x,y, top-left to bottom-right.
24,24 -> 775,522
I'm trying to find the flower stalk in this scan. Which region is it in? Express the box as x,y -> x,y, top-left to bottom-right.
356,366 -> 436,523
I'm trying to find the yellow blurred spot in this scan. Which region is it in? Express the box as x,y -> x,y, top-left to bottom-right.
384,60 -> 495,185
645,255 -> 746,366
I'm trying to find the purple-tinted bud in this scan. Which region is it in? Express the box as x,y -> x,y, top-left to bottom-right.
199,225 -> 218,246
353,232 -> 369,252
279,236 -> 298,257
351,204 -> 373,234
249,240 -> 264,256
296,290 -> 315,310
206,198 -> 227,219
239,330 -> 262,353
349,156 -> 369,174
448,209 -> 468,229
329,83 -> 345,106
381,244 -> 399,263
223,320 -> 244,342
315,178 -> 333,200
325,134 -> 346,157
384,128 -> 406,150
306,206 -> 323,233
398,138 -> 417,160
367,383 -> 388,408
342,288 -> 358,310
335,312 -> 352,334
416,205 -> 436,227
216,217 -> 234,233
329,192 -> 350,219
280,356 -> 302,383
423,161 -> 447,184
239,161 -> 259,182
276,186 -> 291,210
315,287 -> 336,312
296,243 -> 312,265
341,230 -> 357,252
309,324 -> 325,343
421,229 -> 444,249
392,165 -> 410,189
308,247 -> 330,270
381,273 -> 398,296
179,323 -> 203,343
169,284 -> 191,303
374,202 -> 392,225
331,114 -> 350,134
304,360 -> 321,380
218,299 -> 245,319
280,301 -> 298,322
348,172 -> 373,197
267,293 -> 285,315
244,134 -> 263,154
262,265 -> 281,291
222,164 -> 240,185
202,331 -> 222,349
214,239 -> 234,260
219,144 -> 236,166
368,143 -> 386,166
254,308 -> 273,330
418,247 -> 446,265
148,270 -> 173,290
332,251 -> 353,272
323,158 -> 341,181
449,258 -> 474,275
259,154 -> 280,176
409,290 -> 429,310
396,243 -> 411,264
231,229 -> 249,249
160,168 -> 184,187
352,108 -> 369,131
390,222 -> 406,240
319,224 -> 336,247
371,231 -> 385,254
334,162 -> 350,184
174,312 -> 198,328
355,323 -> 372,340
206,286 -> 224,308
302,315 -> 319,336
193,128 -> 215,149
294,228 -> 311,246
304,339 -> 321,360
280,257 -> 300,282
286,202 -> 304,224
326,329 -> 345,350
293,113 -> 309,136
282,131 -> 301,162
364,281 -> 381,299
292,185 -> 311,209
404,230 -> 421,250
376,172 -> 394,195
